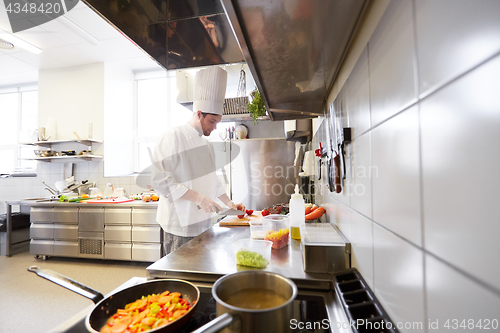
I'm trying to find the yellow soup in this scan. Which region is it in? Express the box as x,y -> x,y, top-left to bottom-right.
223,288 -> 288,309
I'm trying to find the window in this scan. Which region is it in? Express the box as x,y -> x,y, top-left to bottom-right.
134,74 -> 192,173
0,86 -> 38,174
133,72 -> 236,173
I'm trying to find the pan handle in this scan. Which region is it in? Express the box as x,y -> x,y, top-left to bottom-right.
28,266 -> 104,304
190,313 -> 235,333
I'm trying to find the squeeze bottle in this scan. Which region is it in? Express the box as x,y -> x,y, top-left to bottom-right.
289,184 -> 305,240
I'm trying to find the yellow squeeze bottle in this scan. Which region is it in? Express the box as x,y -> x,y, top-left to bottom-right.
289,184 -> 304,240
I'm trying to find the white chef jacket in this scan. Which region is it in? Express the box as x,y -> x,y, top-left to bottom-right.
153,122 -> 227,237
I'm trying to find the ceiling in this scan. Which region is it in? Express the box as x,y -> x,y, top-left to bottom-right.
0,1 -> 162,87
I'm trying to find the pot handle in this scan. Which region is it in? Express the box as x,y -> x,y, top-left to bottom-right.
190,313 -> 235,333
28,266 -> 104,304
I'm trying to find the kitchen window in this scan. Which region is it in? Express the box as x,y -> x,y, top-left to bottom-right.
134,73 -> 192,173
0,85 -> 38,175
133,73 -> 233,174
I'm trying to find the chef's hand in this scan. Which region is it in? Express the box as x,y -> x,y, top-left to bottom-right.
197,195 -> 223,213
231,202 -> 246,212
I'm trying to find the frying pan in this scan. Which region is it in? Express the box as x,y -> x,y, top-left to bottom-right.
28,266 -> 200,333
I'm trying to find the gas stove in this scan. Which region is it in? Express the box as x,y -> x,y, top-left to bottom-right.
49,280 -> 329,333
50,269 -> 397,333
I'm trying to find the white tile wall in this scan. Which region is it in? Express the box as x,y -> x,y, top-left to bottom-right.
426,255 -> 500,330
415,0 -> 500,97
368,0 -> 418,127
373,224 -> 425,333
347,46 -> 371,138
350,132 -> 372,218
421,54 -> 500,291
350,211 -> 373,289
371,105 -> 421,246
326,199 -> 351,241
314,0 -> 500,329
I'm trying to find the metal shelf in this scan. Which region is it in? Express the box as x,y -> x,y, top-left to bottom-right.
22,139 -> 103,162
21,139 -> 103,147
22,155 -> 103,162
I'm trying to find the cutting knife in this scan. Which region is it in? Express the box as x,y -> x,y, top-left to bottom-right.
217,208 -> 246,215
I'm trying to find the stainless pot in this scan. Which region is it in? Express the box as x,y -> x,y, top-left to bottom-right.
193,271 -> 298,333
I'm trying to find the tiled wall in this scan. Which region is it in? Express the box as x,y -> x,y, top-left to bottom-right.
314,0 -> 500,331
0,160 -> 149,214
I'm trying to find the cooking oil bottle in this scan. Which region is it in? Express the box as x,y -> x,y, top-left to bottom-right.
289,184 -> 304,240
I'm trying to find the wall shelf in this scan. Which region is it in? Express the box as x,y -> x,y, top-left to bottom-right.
21,139 -> 103,147
21,155 -> 103,162
22,139 -> 103,162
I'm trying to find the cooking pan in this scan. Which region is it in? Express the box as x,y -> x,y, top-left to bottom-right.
28,266 -> 200,333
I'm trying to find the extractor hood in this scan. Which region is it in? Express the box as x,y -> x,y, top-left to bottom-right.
82,0 -> 245,69
221,0 -> 368,121
82,0 -> 368,121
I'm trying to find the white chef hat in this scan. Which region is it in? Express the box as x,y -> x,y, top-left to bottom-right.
193,66 -> 227,115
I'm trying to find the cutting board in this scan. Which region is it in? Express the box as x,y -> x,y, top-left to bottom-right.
219,211 -> 263,226
85,198 -> 136,204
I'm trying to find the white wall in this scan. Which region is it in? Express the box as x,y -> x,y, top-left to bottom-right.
0,63 -> 144,214
313,0 -> 500,332
38,63 -> 105,144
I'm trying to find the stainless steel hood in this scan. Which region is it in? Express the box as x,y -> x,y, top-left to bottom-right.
221,0 -> 368,121
82,0 -> 367,121
82,0 -> 245,69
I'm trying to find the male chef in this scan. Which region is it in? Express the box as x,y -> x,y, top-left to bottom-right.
153,66 -> 244,253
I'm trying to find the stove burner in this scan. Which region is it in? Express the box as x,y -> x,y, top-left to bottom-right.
179,293 -> 329,333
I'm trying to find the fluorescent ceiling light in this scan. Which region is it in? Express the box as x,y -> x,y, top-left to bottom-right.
58,16 -> 100,46
0,28 -> 42,54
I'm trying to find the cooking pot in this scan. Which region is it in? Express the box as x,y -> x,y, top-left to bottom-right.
28,266 -> 200,333
192,271 -> 298,333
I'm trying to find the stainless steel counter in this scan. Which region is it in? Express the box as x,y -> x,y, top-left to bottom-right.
147,224 -> 354,332
147,224 -> 333,290
6,199 -> 158,208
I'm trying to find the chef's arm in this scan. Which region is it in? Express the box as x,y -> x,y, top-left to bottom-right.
218,194 -> 245,212
181,189 -> 222,213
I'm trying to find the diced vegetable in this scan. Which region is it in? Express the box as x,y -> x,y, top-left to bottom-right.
100,289 -> 191,333
264,228 -> 289,249
235,249 -> 269,268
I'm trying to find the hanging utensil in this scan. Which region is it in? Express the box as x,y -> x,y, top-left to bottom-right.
237,65 -> 247,113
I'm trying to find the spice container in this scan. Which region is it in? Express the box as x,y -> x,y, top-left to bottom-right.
262,214 -> 290,249
233,239 -> 272,268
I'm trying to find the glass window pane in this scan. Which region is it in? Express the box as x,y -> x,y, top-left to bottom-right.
137,142 -> 157,172
21,91 -> 38,132
19,146 -> 37,170
137,78 -> 169,137
0,150 -> 15,174
0,93 -> 18,145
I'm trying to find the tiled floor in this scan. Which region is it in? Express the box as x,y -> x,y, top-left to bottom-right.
0,251 -> 150,333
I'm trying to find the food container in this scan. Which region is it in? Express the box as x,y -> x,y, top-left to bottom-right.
114,188 -> 125,198
233,239 -> 272,268
300,223 -> 351,273
89,187 -> 101,199
262,214 -> 290,249
249,220 -> 264,239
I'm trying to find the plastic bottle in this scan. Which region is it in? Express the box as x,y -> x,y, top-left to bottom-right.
289,184 -> 305,240
103,183 -> 114,199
